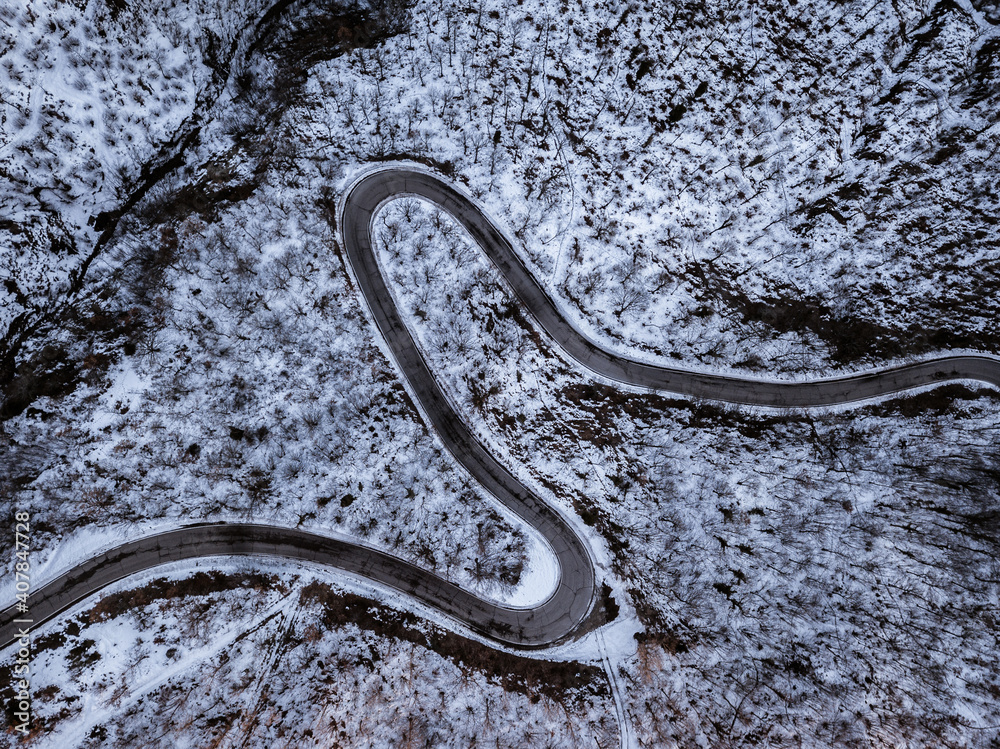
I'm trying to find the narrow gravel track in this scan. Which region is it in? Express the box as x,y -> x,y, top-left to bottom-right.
2,166 -> 998,653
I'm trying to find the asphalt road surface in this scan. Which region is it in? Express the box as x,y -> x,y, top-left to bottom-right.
345,169 -> 1000,408
2,166 -> 998,652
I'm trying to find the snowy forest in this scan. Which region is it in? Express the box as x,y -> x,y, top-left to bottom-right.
1,0 -> 999,745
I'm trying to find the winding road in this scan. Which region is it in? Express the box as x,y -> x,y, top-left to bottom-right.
2,166 -> 999,653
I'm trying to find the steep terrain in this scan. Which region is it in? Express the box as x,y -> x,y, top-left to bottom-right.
1,0 -> 999,745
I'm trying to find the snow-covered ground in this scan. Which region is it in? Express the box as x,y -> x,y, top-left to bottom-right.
0,0 -> 282,354
10,559 -> 615,748
2,0 -> 999,745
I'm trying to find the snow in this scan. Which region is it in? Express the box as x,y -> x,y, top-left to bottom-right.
85,357 -> 149,434
12,557 -> 616,748
500,519 -> 558,607
2,0 -> 1000,744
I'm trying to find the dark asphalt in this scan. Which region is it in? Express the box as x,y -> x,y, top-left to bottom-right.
0,524 -> 584,649
2,165 -> 997,652
346,169 -> 1000,408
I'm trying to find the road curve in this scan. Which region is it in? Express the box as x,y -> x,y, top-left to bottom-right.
0,524 -> 587,649
344,168 -> 1000,408
3,165 -> 999,653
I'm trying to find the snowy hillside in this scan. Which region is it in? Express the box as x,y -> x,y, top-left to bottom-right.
1,0 -> 999,745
